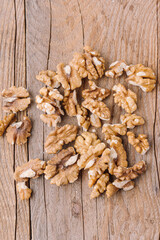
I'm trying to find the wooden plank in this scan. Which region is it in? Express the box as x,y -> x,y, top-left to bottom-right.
0,1 -> 16,240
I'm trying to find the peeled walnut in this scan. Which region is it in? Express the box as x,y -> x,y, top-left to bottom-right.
0,113 -> 15,136
82,81 -> 110,101
14,158 -> 46,182
74,132 -> 101,155
112,179 -> 134,191
76,105 -> 90,131
2,86 -> 31,113
107,136 -> 128,168
90,173 -> 109,199
90,113 -> 101,128
36,70 -> 60,88
106,183 -> 119,198
39,86 -> 63,101
113,160 -> 146,181
105,60 -> 129,78
40,114 -> 61,127
122,181 -> 135,191
127,132 -> 149,155
45,124 -> 78,154
17,182 -> 32,200
102,123 -> 127,140
82,98 -> 111,120
77,142 -> 106,169
112,84 -> 137,113
70,46 -> 105,80
120,113 -> 145,129
6,116 -> 32,145
126,64 -> 156,92
63,90 -> 77,116
108,148 -> 118,175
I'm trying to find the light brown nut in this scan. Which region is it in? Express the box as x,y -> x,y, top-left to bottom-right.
6,116 -> 32,145
2,86 -> 29,98
105,60 -> 129,78
0,113 -> 15,136
74,132 -> 101,155
70,46 -> 105,80
44,147 -> 78,179
17,182 -> 32,200
122,181 -> 135,191
82,98 -> 111,120
39,86 -> 63,101
14,158 -> 46,182
113,160 -> 147,181
77,142 -> 106,169
108,148 -> 118,175
36,70 -> 60,88
63,90 -> 77,116
45,124 -> 78,154
107,136 -> 128,168
76,105 -> 90,131
126,64 -> 156,92
127,132 -> 149,155
106,183 -> 119,198
112,179 -> 131,189
90,173 -> 109,199
120,113 -> 145,129
90,114 -> 101,128
102,123 -> 127,140
40,114 -> 61,127
112,84 -> 137,113
82,81 -> 110,100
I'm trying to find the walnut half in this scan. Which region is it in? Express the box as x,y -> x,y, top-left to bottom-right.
105,60 -> 128,78
127,132 -> 149,155
17,182 -> 32,200
102,123 -> 127,140
120,113 -> 145,129
90,173 -> 109,199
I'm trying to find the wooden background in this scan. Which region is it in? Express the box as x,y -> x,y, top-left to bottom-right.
0,0 -> 160,239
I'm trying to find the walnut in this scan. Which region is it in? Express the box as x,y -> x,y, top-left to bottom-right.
126,64 -> 156,92
74,132 -> 101,155
107,136 -> 128,167
82,81 -> 110,100
108,148 -> 118,175
113,160 -> 147,181
102,123 -> 127,140
82,98 -> 111,120
70,46 -> 105,80
127,132 -> 149,155
112,179 -> 132,189
77,142 -> 106,169
39,86 -> 63,101
106,183 -> 119,198
122,181 -> 135,191
36,70 -> 60,88
76,105 -> 90,131
112,84 -> 137,113
105,60 -> 129,78
0,113 -> 15,136
120,113 -> 145,129
2,86 -> 31,113
90,114 -> 101,128
45,124 -> 78,154
63,90 -> 77,116
40,114 -> 61,127
6,116 -> 32,145
17,182 -> 32,200
14,158 -> 46,182
90,173 -> 109,199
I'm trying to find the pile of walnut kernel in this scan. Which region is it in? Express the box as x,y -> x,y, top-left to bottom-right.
1,46 -> 155,200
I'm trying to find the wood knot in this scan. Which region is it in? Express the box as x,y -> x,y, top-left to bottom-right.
71,201 -> 81,217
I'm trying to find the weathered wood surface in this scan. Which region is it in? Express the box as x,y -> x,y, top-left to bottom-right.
0,0 -> 160,239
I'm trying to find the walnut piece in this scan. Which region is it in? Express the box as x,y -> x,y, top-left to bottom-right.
36,70 -> 60,88
2,86 -> 31,113
82,98 -> 111,120
0,113 -> 15,136
17,182 -> 32,200
74,132 -> 101,155
40,114 -> 61,127
39,86 -> 63,101
105,60 -> 129,78
63,90 -> 77,116
14,158 -> 46,182
127,132 -> 149,155
45,124 -> 78,154
90,173 -> 109,199
76,105 -> 90,131
120,113 -> 145,129
106,183 -> 119,198
70,46 -> 105,80
6,116 -> 32,145
126,64 -> 156,92
82,81 -> 110,101
90,114 -> 101,128
113,160 -> 146,180
122,181 -> 135,191
102,123 -> 127,140
112,84 -> 137,113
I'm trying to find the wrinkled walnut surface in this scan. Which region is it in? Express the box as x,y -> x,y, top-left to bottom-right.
90,113 -> 101,128
40,113 -> 61,127
120,113 -> 145,129
36,70 -> 60,88
105,60 -> 128,78
63,90 -> 77,116
0,113 -> 15,136
76,105 -> 90,131
102,123 -> 127,140
127,132 -> 149,155
17,182 -> 32,200
90,173 -> 109,199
